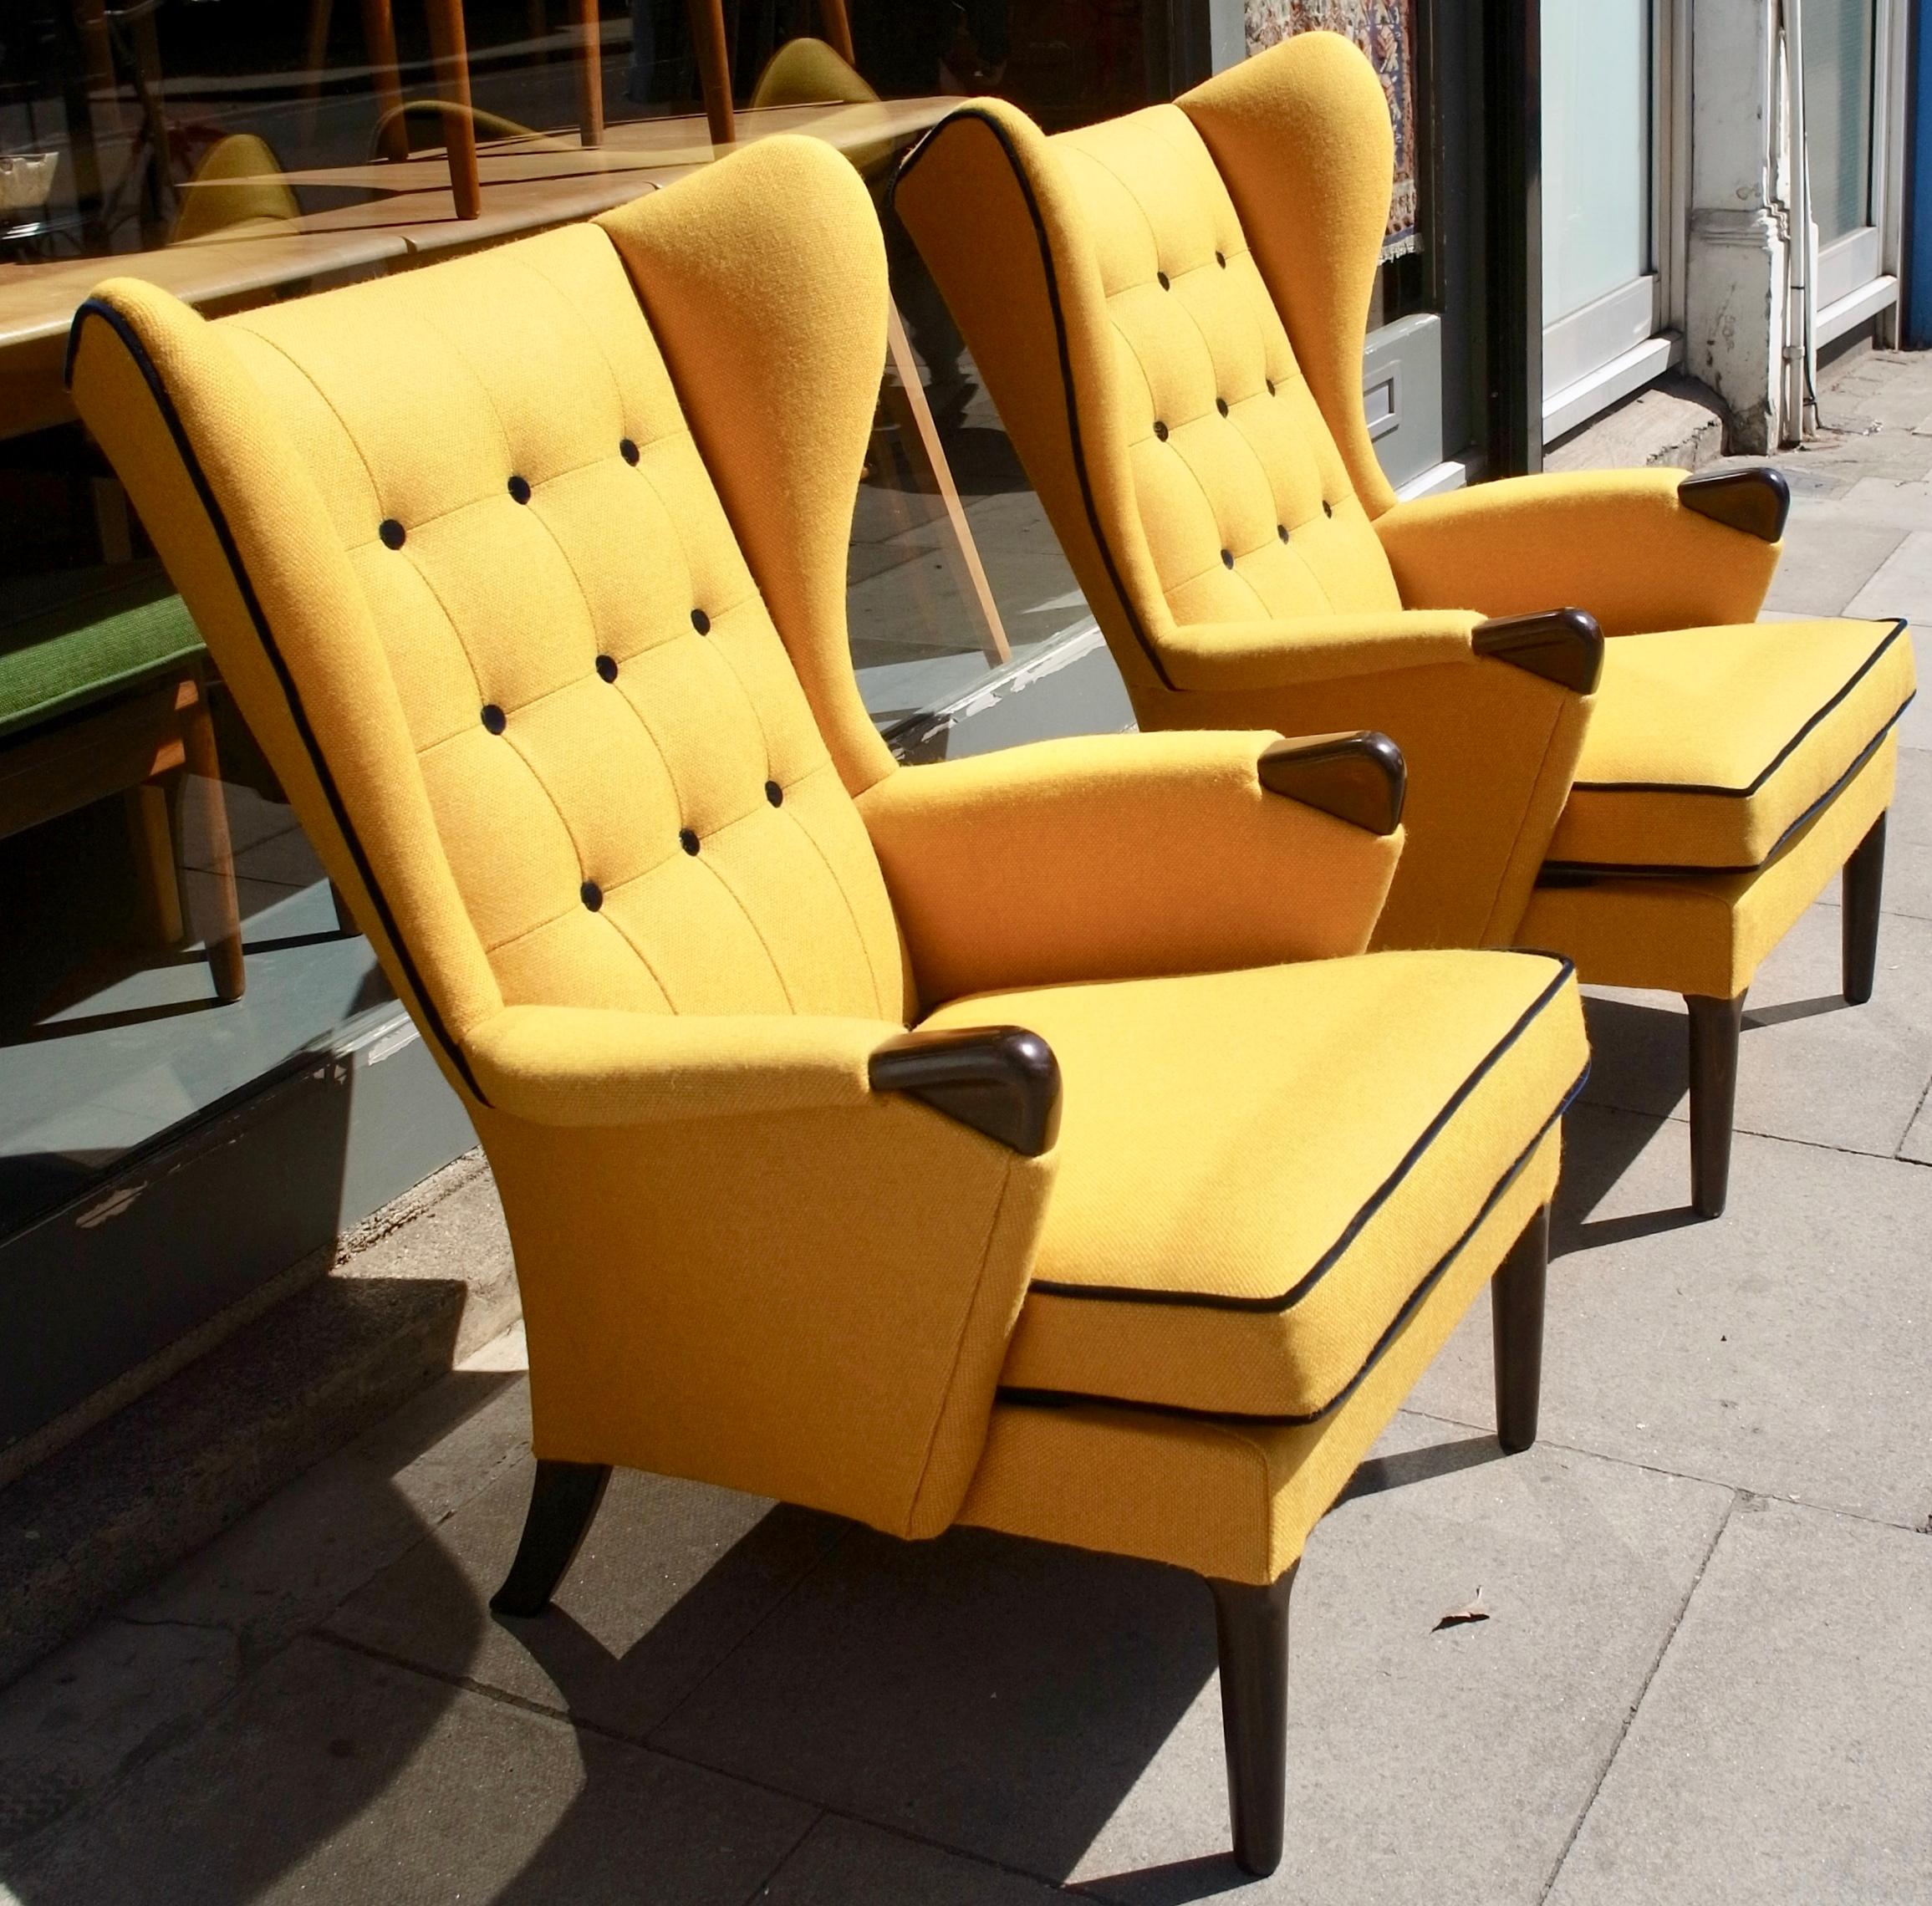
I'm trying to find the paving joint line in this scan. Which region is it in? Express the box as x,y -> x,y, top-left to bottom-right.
1578,1091 -> 1931,1167
316,1627 -> 1089,1895
1395,1405 -> 1923,1534
1533,1490 -> 1736,1903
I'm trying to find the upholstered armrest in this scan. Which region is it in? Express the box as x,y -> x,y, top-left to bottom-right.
472,1003 -> 1063,1542
859,729 -> 1404,1007
1374,468 -> 1784,635
465,1007 -> 896,1127
1158,609 -> 1481,691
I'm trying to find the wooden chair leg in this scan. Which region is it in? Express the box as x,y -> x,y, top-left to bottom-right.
570,0 -> 604,145
1842,812 -> 1886,1006
882,303 -> 1012,665
492,1460 -> 611,1617
817,0 -> 855,63
359,0 -> 411,162
124,782 -> 185,947
1686,991 -> 1746,1220
425,0 -> 482,217
1492,1203 -> 1548,1454
179,683 -> 247,1003
686,0 -> 736,145
1206,1562 -> 1297,1878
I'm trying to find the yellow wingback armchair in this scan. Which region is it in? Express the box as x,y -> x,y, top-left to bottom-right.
68,136 -> 1588,1876
893,32 -> 1914,1221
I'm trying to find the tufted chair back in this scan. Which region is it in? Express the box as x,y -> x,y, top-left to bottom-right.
1049,103 -> 1399,629
894,33 -> 1407,701
68,139 -> 912,1102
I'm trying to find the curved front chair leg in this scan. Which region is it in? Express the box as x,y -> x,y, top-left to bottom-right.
1492,1205 -> 1550,1454
1206,1562 -> 1299,1877
491,1460 -> 611,1618
1842,813 -> 1887,1006
1686,992 -> 1746,1221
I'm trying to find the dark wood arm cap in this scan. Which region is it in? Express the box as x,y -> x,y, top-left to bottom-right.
1679,466 -> 1791,542
869,1026 -> 1062,1156
1257,731 -> 1406,835
1472,608 -> 1604,695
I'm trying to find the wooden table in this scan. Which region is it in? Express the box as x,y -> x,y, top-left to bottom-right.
0,96 -> 954,441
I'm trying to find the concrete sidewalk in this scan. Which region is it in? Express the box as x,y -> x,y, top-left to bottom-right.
3,352 -> 1930,1905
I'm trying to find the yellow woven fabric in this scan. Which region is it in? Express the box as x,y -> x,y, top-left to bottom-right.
959,1127 -> 1560,1583
1522,739 -> 1897,997
926,950 -> 1584,1419
1376,470 -> 1781,634
859,728 -> 1399,1007
67,140 -> 1051,1540
1054,105 -> 1400,629
1549,618 -> 1912,871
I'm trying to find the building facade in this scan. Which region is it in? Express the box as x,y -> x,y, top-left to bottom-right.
0,0 -> 1920,1465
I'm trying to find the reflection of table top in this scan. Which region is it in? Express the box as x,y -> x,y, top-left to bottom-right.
0,96 -> 951,437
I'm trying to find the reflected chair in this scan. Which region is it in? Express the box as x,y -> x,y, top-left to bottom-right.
0,567 -> 244,1003
894,31 -> 1914,1218
70,136 -> 1587,1876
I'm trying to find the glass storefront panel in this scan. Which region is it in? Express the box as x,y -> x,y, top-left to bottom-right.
1804,0 -> 1876,244
0,1 -> 1194,1285
1541,0 -> 1651,324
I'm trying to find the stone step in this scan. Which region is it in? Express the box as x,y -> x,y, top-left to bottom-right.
0,1156 -> 517,1689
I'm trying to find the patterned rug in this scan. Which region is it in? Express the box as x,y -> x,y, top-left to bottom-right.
1244,0 -> 1420,259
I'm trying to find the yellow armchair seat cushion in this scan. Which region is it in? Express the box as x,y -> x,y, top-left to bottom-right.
923,948 -> 1587,1422
1549,616 -> 1913,873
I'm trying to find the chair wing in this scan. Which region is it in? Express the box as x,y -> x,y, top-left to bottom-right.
68,137 -> 910,1108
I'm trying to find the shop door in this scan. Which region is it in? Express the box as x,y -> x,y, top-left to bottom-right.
1540,0 -> 1665,438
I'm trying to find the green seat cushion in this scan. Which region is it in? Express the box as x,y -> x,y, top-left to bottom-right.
0,565 -> 205,740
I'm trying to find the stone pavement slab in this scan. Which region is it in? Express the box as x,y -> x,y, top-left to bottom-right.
759,1817 -> 1067,1905
1545,1499 -> 1932,1906
1409,1105 -> 1932,1531
651,1418 -> 1728,1903
325,1457 -> 845,1741
1761,515 -> 1906,615
0,1636 -> 816,1906
1849,529 -> 1932,624
1576,899 -> 1932,1159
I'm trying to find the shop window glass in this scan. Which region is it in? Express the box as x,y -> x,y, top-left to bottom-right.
1804,0 -> 1876,245
0,2 -> 1218,1242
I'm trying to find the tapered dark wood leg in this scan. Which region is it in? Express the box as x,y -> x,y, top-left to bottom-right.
1492,1204 -> 1549,1455
490,1460 -> 610,1618
1842,813 -> 1886,1006
1206,1562 -> 1297,1878
1686,991 -> 1746,1221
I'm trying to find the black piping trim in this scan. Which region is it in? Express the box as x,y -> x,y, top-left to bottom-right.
1571,619 -> 1908,798
1539,694 -> 1909,883
1027,955 -> 1577,1315
67,298 -> 489,1105
998,1063 -> 1588,1429
893,110 -> 1178,691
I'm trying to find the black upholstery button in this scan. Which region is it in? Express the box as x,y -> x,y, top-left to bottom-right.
1266,378 -> 1277,395
1157,269 -> 1171,289
507,474 -> 531,504
379,518 -> 406,550
1153,420 -> 1169,441
1323,499 -> 1335,517
1216,250 -> 1227,268
691,607 -> 711,635
1220,548 -> 1234,569
595,654 -> 619,682
580,879 -> 603,911
765,779 -> 783,808
679,827 -> 701,855
1277,523 -> 1290,543
1216,396 -> 1230,417
480,703 -> 506,734
619,437 -> 640,466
